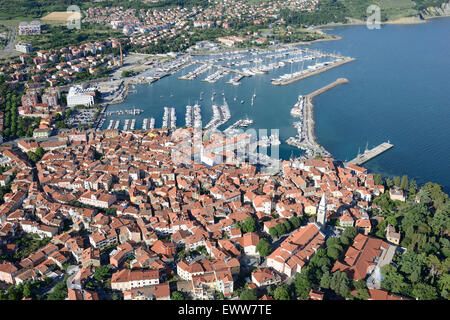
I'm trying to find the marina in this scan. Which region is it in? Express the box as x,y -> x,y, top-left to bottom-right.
185,103 -> 202,129
105,108 -> 144,116
96,19 -> 450,191
204,97 -> 231,131
162,107 -> 177,129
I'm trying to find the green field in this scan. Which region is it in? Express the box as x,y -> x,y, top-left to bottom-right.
343,0 -> 419,20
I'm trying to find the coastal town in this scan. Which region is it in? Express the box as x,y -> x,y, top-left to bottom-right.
0,0 -> 449,303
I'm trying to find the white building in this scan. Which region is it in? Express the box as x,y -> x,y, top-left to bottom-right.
15,42 -> 33,53
18,21 -> 41,35
317,193 -> 327,228
67,85 -> 95,108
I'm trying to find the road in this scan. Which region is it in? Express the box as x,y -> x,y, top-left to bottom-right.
0,27 -> 19,59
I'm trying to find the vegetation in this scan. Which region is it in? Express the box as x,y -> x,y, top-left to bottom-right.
239,288 -> 258,300
273,284 -> 292,300
46,277 -> 68,300
370,181 -> 450,300
171,291 -> 186,300
0,78 -> 40,141
19,23 -> 122,51
10,233 -> 51,262
93,265 -> 113,283
256,238 -> 271,257
26,146 -> 45,164
236,217 -> 257,233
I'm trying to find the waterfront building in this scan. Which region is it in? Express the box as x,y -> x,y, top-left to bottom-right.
67,85 -> 96,108
389,188 -> 406,202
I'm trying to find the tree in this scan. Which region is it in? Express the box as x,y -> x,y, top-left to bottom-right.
23,282 -> 32,298
342,226 -> 357,240
393,176 -> 401,187
353,280 -> 366,290
290,216 -> 301,229
398,251 -> 426,282
269,227 -> 278,238
373,174 -> 383,186
240,289 -> 257,300
94,265 -> 113,282
327,246 -> 341,261
400,175 -> 409,191
381,265 -> 406,294
330,271 -> 350,298
241,217 -> 257,233
355,288 -> 370,300
421,182 -> 449,209
293,270 -> 312,299
320,271 -> 331,289
46,281 -> 67,300
431,203 -> 450,236
409,180 -> 418,195
386,215 -> 398,227
256,239 -> 271,257
273,284 -> 291,300
171,291 -> 185,300
412,283 -> 438,300
275,223 -> 287,235
35,146 -> 44,159
283,220 -> 292,233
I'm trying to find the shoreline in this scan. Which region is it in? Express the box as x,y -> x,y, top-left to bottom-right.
316,13 -> 450,29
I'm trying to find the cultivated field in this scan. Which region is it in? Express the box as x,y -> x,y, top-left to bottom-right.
41,11 -> 82,21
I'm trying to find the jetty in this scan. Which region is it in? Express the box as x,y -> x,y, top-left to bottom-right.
346,142 -> 394,166
286,78 -> 349,157
272,57 -> 355,86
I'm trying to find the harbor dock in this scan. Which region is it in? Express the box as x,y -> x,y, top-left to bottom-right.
272,57 -> 355,86
346,142 -> 394,165
286,78 -> 349,157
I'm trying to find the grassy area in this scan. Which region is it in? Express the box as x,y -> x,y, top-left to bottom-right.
18,23 -> 122,50
344,0 -> 419,21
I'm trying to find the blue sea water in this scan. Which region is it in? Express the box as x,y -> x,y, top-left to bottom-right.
103,17 -> 450,192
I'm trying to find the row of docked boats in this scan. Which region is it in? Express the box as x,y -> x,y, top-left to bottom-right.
185,103 -> 202,129
162,106 -> 177,129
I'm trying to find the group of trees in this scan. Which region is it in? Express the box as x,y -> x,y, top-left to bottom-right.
268,215 -> 302,238
0,278 -> 52,300
255,239 -> 271,257
372,181 -> 449,300
242,227 -> 360,301
236,217 -> 257,233
26,146 -> 45,164
0,76 -> 40,141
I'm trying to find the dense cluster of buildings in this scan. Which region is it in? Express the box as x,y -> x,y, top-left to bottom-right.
0,125 -> 403,300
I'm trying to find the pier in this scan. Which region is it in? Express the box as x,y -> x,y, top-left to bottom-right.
272,57 -> 355,86
286,78 -> 349,157
346,142 -> 394,166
